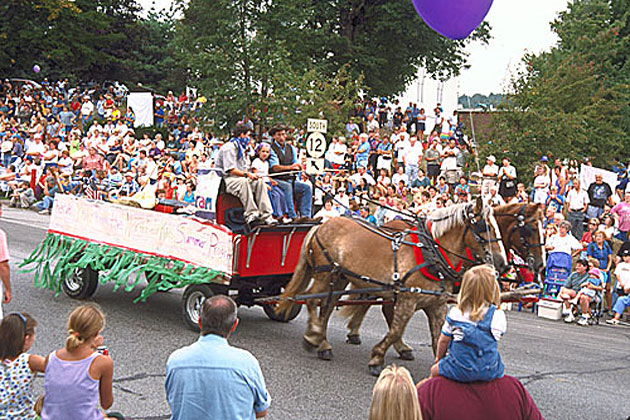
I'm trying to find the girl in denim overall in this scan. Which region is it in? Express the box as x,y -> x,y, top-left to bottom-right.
430,265 -> 506,382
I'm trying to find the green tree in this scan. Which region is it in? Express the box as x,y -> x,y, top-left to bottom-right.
486,0 -> 630,180
126,6 -> 186,94
259,0 -> 490,96
0,0 -> 174,88
259,64 -> 365,136
176,0 -> 490,132
0,0 -> 81,77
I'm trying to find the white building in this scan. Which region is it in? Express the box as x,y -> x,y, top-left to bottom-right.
396,68 -> 459,126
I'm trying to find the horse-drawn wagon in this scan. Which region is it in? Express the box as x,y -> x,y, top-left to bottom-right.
20,192 -> 317,330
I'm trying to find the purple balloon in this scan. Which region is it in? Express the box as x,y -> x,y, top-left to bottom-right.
411,0 -> 493,40
33,64 -> 41,73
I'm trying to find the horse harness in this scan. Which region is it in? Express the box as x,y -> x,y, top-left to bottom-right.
305,207 -> 501,306
494,204 -> 545,274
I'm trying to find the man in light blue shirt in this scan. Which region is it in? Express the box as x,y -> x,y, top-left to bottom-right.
166,295 -> 271,420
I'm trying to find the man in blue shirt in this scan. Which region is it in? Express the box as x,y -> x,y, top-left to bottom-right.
154,105 -> 165,128
166,295 -> 271,420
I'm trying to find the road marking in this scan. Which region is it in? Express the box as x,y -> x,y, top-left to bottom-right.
0,217 -> 48,231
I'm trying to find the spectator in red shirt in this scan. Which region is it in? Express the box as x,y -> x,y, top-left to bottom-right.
417,375 -> 543,420
82,146 -> 104,172
70,97 -> 81,114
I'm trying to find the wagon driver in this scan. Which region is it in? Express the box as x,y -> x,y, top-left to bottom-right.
269,125 -> 313,221
215,123 -> 276,227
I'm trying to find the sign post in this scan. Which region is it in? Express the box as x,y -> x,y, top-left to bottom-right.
305,119 -> 327,176
305,118 -> 328,210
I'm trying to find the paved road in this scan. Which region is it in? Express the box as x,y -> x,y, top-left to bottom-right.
2,207 -> 630,420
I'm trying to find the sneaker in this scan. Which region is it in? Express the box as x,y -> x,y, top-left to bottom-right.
606,318 -> 620,325
577,316 -> 589,326
245,214 -> 259,226
281,217 -> 293,224
563,313 -> 575,323
38,209 -> 50,215
261,216 -> 278,225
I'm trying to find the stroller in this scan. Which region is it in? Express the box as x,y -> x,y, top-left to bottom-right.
543,252 -> 572,298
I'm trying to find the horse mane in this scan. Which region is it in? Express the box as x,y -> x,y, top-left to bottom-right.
429,203 -> 493,238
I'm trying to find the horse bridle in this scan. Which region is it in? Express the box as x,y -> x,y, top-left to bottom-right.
462,204 -> 504,266
496,204 -> 545,271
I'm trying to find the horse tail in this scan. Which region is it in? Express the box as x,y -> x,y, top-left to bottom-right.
276,225 -> 320,319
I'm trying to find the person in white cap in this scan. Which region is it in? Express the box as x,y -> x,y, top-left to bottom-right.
482,155 -> 499,197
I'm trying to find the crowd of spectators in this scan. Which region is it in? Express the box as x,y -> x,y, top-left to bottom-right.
0,79 -> 208,214
0,80 -> 477,222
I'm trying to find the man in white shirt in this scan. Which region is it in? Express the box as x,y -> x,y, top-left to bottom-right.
333,187 -> 350,213
565,179 -> 589,238
402,135 -> 423,184
482,155 -> 499,197
25,137 -> 45,158
393,126 -> 409,168
366,113 -> 379,132
88,122 -> 103,136
80,96 -> 94,127
325,136 -> 347,168
392,165 -> 409,187
349,165 -> 375,189
440,138 -> 458,186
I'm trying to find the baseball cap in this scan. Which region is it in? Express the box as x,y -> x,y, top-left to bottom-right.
541,156 -> 549,162
588,268 -> 601,277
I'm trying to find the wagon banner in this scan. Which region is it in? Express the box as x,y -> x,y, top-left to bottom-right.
20,195 -> 233,301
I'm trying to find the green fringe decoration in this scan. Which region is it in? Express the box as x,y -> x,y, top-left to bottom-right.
19,233 -> 224,302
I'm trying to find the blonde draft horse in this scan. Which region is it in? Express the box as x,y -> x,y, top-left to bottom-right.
341,202 -> 546,362
277,200 -> 508,376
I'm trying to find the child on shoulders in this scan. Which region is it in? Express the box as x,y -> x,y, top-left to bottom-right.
430,264 -> 506,383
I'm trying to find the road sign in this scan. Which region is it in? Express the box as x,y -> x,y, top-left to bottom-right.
305,158 -> 325,175
305,132 -> 326,158
307,118 -> 328,133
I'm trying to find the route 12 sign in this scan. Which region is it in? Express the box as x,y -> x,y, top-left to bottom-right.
305,131 -> 326,158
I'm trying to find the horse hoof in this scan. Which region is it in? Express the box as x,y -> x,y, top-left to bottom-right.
398,350 -> 415,361
302,337 -> 316,352
318,349 -> 333,361
346,334 -> 361,345
369,364 -> 383,377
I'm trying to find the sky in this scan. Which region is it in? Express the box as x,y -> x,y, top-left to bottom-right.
139,0 -> 571,97
458,0 -> 570,96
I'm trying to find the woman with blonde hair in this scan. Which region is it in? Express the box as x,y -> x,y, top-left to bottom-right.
429,264 -> 506,383
368,364 -> 422,420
